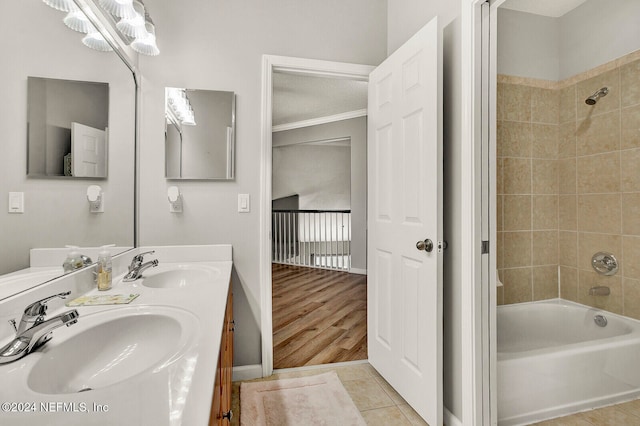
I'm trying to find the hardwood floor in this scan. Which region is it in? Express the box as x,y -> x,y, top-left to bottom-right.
272,263 -> 367,369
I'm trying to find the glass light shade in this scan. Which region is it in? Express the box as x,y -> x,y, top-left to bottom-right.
115,1 -> 146,38
42,0 -> 79,13
64,10 -> 92,33
98,0 -> 135,19
131,22 -> 160,56
82,31 -> 114,52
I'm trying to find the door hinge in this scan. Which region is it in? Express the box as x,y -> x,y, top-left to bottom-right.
481,240 -> 490,254
437,241 -> 448,253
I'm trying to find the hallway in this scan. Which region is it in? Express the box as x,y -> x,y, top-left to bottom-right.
272,264 -> 367,368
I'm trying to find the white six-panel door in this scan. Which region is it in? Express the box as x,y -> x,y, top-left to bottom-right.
367,16 -> 443,426
71,122 -> 107,177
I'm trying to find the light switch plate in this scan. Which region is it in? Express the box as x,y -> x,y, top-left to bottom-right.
8,192 -> 24,213
238,194 -> 250,213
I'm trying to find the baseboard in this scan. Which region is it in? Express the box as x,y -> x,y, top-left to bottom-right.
232,364 -> 263,381
349,268 -> 367,275
444,407 -> 462,426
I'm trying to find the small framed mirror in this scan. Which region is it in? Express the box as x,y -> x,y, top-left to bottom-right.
27,76 -> 109,178
165,88 -> 235,180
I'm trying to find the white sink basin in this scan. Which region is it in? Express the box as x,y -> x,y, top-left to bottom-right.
141,264 -> 220,289
27,306 -> 198,394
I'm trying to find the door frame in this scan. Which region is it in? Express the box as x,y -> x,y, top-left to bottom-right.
259,55 -> 374,378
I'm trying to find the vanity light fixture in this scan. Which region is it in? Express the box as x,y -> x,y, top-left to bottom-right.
41,0 -> 160,56
166,88 -> 197,127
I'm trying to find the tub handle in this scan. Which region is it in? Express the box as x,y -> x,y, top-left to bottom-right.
591,252 -> 618,276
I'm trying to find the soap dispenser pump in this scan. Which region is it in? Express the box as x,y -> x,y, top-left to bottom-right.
97,244 -> 115,291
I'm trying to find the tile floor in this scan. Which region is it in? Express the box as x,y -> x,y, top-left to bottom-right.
231,361 -> 429,425
231,361 -> 640,426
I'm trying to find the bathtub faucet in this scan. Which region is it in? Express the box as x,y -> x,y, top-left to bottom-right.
588,286 -> 610,296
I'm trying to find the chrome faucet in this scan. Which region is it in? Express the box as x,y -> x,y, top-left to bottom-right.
0,291 -> 79,364
123,251 -> 158,282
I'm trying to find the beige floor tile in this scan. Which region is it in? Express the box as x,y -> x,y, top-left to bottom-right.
361,406 -> 413,426
397,403 -> 430,425
342,377 -> 395,411
531,414 -> 595,425
579,405 -> 640,425
373,375 -> 407,405
334,364 -> 375,382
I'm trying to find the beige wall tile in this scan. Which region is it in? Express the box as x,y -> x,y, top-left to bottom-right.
622,193 -> 640,235
576,69 -> 620,120
531,124 -> 558,159
558,122 -> 577,158
503,268 -> 533,304
497,232 -> 504,270
497,157 -> 504,195
503,195 -> 531,231
532,159 -> 558,194
559,195 -> 577,231
576,111 -> 621,156
559,231 -> 578,267
560,266 -> 578,302
577,269 -> 623,314
502,84 -> 531,122
577,194 -> 621,234
577,232 -> 622,272
503,158 -> 531,194
620,59 -> 640,108
497,284 -> 504,306
497,83 -> 505,121
621,105 -> 640,150
500,121 -> 531,158
532,87 -> 559,124
623,278 -> 640,320
533,265 -> 559,300
559,84 -> 576,124
497,195 -> 503,232
532,195 -> 558,230
621,148 -> 640,192
558,158 -> 577,194
532,231 -> 558,266
503,232 -> 531,268
623,236 -> 640,281
577,152 -> 620,194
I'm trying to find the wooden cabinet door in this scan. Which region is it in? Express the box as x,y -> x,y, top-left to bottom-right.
210,282 -> 233,426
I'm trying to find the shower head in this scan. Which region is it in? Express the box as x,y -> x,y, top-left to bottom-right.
585,87 -> 609,105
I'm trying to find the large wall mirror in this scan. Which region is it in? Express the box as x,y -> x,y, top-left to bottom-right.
0,1 -> 136,299
27,76 -> 109,178
165,88 -> 235,180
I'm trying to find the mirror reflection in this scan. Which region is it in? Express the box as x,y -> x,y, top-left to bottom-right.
0,1 -> 136,299
27,76 -> 109,178
165,88 -> 235,180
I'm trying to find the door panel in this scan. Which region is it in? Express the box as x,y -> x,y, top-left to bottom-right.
367,16 -> 443,426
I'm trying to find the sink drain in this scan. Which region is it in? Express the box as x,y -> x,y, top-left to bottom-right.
77,387 -> 93,393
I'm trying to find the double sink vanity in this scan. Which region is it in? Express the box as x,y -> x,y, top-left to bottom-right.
0,245 -> 233,425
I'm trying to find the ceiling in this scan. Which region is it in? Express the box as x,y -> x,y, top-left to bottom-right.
272,72 -> 368,128
500,0 -> 588,17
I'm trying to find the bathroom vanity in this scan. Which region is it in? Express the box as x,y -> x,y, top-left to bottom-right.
0,245 -> 233,426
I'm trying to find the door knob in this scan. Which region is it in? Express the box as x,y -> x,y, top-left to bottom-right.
416,239 -> 434,252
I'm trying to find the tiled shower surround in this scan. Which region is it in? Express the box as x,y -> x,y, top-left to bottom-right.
497,50 -> 640,320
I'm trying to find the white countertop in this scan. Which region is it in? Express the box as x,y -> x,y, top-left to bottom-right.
0,245 -> 232,425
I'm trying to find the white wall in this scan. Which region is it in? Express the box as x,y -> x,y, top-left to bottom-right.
272,117 -> 368,271
496,9 -> 560,81
497,0 -> 640,81
0,2 -> 135,276
137,0 -> 387,366
387,0 -> 464,420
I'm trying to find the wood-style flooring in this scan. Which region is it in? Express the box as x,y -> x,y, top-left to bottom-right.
272,263 -> 367,369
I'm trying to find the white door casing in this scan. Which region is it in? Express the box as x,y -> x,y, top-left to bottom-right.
71,122 -> 107,177
367,16 -> 443,426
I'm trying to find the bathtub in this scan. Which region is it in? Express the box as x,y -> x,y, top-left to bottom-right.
497,299 -> 640,425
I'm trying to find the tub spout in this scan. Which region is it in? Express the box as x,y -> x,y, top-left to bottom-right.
589,286 -> 610,296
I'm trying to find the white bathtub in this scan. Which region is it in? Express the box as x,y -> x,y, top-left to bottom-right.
497,299 -> 640,425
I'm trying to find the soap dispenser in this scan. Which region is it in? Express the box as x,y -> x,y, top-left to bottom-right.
63,246 -> 83,273
96,244 -> 115,291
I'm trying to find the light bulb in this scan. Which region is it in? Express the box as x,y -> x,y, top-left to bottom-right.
115,1 -> 146,38
98,0 -> 136,19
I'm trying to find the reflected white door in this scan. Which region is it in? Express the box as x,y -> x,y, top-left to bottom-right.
367,16 -> 443,426
71,122 -> 107,177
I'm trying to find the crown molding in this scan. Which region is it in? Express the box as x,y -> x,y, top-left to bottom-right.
272,109 -> 367,133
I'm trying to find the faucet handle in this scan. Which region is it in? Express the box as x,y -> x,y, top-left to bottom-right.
133,251 -> 155,264
23,291 -> 72,317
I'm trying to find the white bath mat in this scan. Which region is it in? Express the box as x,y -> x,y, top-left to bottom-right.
240,371 -> 366,426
